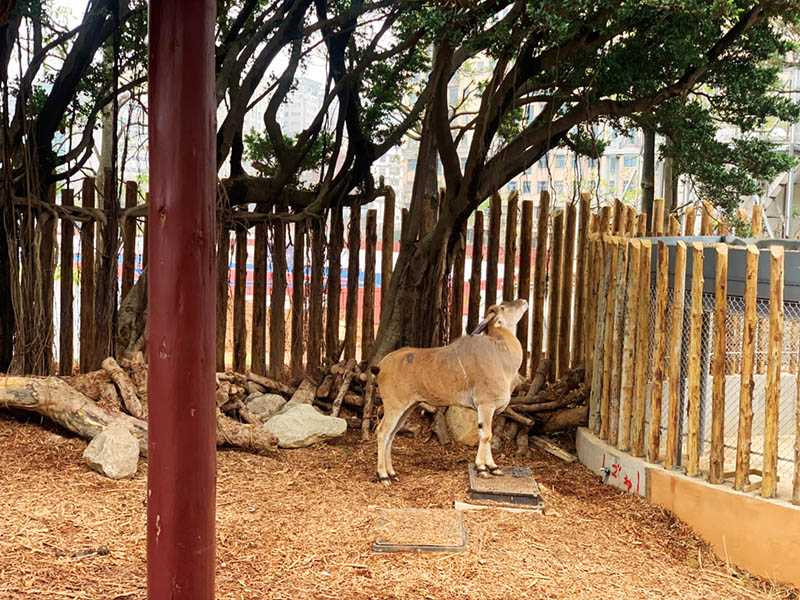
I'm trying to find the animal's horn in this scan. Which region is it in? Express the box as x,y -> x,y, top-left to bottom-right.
470,305 -> 497,335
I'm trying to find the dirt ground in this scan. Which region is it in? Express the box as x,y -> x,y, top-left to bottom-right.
0,417 -> 796,600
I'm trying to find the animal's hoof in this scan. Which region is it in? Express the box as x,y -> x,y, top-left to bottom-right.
389,473 -> 399,481
489,467 -> 504,476
476,467 -> 490,479
378,475 -> 392,487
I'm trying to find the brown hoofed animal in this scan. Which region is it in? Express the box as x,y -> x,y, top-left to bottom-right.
374,299 -> 528,485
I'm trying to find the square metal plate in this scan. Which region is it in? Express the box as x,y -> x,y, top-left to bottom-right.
467,465 -> 543,508
372,508 -> 467,553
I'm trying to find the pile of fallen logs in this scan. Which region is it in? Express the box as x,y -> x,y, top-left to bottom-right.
0,351 -> 588,458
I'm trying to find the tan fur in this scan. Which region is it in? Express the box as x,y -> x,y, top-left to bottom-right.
375,299 -> 528,484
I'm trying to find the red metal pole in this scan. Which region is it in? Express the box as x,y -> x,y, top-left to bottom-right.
147,2 -> 216,598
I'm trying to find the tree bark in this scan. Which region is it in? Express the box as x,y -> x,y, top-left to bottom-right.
641,127 -> 655,218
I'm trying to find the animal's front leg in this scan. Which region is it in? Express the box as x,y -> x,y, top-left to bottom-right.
474,403 -> 501,477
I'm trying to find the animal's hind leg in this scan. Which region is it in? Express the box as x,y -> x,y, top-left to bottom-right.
474,403 -> 502,477
385,402 -> 417,479
376,402 -> 410,485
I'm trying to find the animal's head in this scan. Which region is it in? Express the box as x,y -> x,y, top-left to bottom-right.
471,299 -> 529,335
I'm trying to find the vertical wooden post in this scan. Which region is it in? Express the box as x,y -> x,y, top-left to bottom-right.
467,211 -> 484,334
547,210 -> 564,380
121,181 -> 138,300
558,203 -> 577,376
762,246 -> 784,498
215,225 -> 230,371
502,193 -> 518,301
290,220 -> 305,379
307,219 -> 325,376
326,206 -> 344,360
589,239 -> 612,434
637,213 -> 648,237
233,226 -> 248,373
344,204 -> 361,360
618,240 -> 641,450
92,170 -> 119,368
652,198 -> 665,235
600,239 -> 621,439
684,206 -> 696,236
664,241 -> 687,470
531,191 -> 550,374
751,204 -> 763,237
631,239 -> 652,456
381,190 -> 395,318
708,244 -> 728,483
450,224 -> 467,341
700,202 -> 714,235
599,205 -> 612,235
517,200 -> 534,373
79,178 -> 96,373
485,193 -> 502,308
41,186 -> 56,374
608,240 -> 628,443
572,194 -> 590,366
668,215 -> 681,236
362,210 -> 377,361
795,357 -> 800,504
250,220 -> 268,375
584,222 -> 600,380
735,245 -> 759,490
686,243 -> 704,477
625,206 -> 637,237
647,242 -> 670,463
59,189 -> 75,375
612,198 -> 624,234
269,212 -> 287,379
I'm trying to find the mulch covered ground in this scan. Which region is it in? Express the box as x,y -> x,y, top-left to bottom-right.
0,417 -> 796,600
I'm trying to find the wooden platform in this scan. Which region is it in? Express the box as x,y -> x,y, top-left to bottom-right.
372,508 -> 467,553
467,465 -> 544,510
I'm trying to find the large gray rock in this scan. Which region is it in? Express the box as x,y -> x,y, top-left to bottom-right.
263,403 -> 347,448
445,406 -> 479,446
83,422 -> 140,479
245,393 -> 286,422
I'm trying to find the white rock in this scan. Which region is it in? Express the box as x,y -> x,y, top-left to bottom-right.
83,422 -> 139,479
245,393 -> 287,422
263,403 -> 347,448
445,406 -> 479,446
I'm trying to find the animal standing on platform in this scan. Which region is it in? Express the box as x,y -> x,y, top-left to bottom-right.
374,299 -> 528,485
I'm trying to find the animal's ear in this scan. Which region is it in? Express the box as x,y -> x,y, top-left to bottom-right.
470,305 -> 498,335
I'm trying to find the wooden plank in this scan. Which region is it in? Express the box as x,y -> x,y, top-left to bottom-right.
546,210 -> 564,381
652,198 -> 664,235
751,204 -> 763,238
215,225 -> 230,371
647,242 -> 670,463
572,193 -> 590,367
584,228 -> 600,382
517,200 -> 533,373
307,219 -> 325,376
598,205 -> 611,235
381,189 -> 395,318
250,220 -> 268,375
78,178 -> 95,373
502,192 -> 519,301
735,245 -> 759,491
290,220 -> 306,379
121,181 -> 137,300
530,192 -> 550,374
630,239 -> 652,456
637,213 -> 648,237
612,199 -> 624,234
326,206 -> 344,360
618,240 -> 641,450
589,239 -> 612,434
269,210 -> 287,379
686,242 -> 704,477
558,203 -> 577,376
485,193 -> 502,308
600,239 -> 620,439
708,244 -> 728,484
59,189 -> 75,375
344,204 -> 361,360
362,210 -> 378,361
449,223 -> 467,341
700,202 -> 714,235
762,246 -> 784,498
684,205 -> 696,236
608,240 -> 628,443
233,226 -> 248,373
467,211 -> 484,334
664,241 -> 687,470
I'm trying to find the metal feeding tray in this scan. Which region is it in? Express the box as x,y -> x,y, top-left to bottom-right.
467,465 -> 543,509
372,508 -> 467,553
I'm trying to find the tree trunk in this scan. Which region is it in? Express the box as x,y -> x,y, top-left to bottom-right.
641,127 -> 655,218
0,210 -> 13,372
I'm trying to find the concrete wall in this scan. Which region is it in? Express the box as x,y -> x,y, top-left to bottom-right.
576,428 -> 800,588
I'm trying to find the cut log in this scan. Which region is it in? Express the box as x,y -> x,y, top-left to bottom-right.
64,369 -> 112,401
524,358 -> 551,402
316,374 -> 335,399
515,386 -> 587,413
515,429 -> 530,456
216,410 -> 278,452
288,379 -> 316,405
361,372 -> 376,441
246,371 -> 294,396
538,405 -> 588,433
432,410 -> 452,446
531,435 -> 577,462
101,357 -> 145,419
331,358 -> 357,417
502,406 -> 534,428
